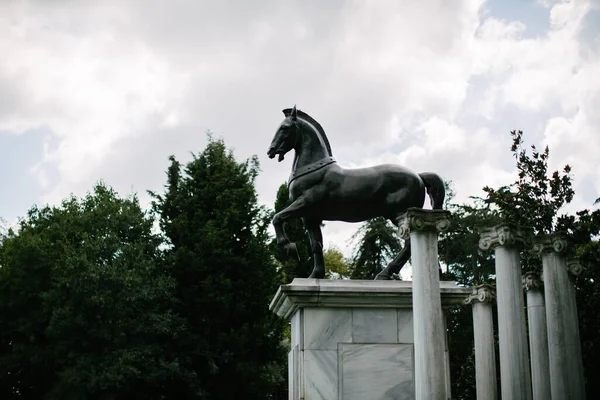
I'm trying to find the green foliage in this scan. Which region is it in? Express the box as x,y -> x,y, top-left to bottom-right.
445,306 -> 478,400
0,183 -> 191,399
0,217 -> 7,238
323,246 -> 351,279
440,196 -> 498,286
150,134 -> 287,399
483,130 -> 574,234
270,183 -> 313,282
349,217 -> 401,280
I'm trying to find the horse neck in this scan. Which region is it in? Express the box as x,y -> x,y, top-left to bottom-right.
292,128 -> 329,171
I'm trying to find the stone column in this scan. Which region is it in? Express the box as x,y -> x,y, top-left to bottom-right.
398,208 -> 450,400
532,235 -> 586,399
523,272 -> 551,400
464,285 -> 497,400
479,225 -> 532,400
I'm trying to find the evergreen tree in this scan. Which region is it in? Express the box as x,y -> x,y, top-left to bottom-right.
150,135 -> 287,399
439,197 -> 498,286
0,183 -> 192,399
349,217 -> 401,280
270,183 -> 312,282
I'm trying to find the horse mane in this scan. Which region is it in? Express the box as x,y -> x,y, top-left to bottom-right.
283,108 -> 332,157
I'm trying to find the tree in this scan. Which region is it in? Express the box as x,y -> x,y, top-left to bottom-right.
349,217 -> 401,280
150,135 -> 287,399
270,183 -> 313,283
0,183 -> 192,399
0,217 -> 7,238
484,130 -> 574,235
439,197 -> 498,286
323,246 -> 351,279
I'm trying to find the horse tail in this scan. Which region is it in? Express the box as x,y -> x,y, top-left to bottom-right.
418,172 -> 445,210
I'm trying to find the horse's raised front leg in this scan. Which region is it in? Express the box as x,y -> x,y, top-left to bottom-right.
304,219 -> 325,279
272,197 -> 308,259
375,238 -> 411,280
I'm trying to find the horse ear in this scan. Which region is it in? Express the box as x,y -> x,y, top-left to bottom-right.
291,105 -> 297,121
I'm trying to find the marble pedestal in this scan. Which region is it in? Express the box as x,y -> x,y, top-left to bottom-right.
270,279 -> 471,400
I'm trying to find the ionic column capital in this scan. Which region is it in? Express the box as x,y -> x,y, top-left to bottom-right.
567,257 -> 584,277
479,224 -> 530,251
531,233 -> 569,255
523,271 -> 543,291
397,207 -> 451,240
464,284 -> 496,305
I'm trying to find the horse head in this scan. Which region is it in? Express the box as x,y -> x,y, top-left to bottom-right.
268,105 -> 333,163
267,105 -> 299,162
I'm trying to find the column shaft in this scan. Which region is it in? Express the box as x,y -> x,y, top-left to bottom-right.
495,246 -> 532,400
542,252 -> 585,399
411,230 -> 446,400
525,287 -> 551,400
472,301 -> 497,400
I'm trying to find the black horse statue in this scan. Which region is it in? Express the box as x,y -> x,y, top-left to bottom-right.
267,106 -> 445,279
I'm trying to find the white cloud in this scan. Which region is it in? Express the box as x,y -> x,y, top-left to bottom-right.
1,0 -> 599,263
1,3 -> 191,205
471,0 -> 600,212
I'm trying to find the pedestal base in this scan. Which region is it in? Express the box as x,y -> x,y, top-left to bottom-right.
270,279 -> 471,400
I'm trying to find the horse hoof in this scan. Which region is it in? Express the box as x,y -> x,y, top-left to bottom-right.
374,273 -> 392,280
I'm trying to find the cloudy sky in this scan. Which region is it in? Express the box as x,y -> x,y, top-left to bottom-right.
1,0 -> 599,258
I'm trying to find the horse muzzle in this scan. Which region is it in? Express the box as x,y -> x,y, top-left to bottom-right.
267,147 -> 286,162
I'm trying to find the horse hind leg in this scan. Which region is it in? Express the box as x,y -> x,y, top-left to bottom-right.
305,220 -> 325,279
374,238 -> 443,280
375,238 -> 411,280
